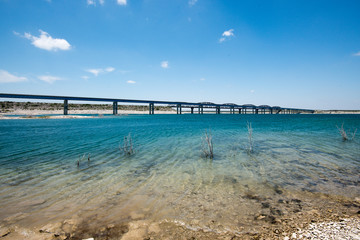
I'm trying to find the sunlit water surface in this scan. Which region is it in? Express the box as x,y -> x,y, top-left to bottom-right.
0,114 -> 359,234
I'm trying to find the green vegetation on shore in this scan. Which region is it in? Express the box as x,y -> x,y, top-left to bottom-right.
0,101 -> 173,112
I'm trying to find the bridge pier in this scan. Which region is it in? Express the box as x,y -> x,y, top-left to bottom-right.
64,100 -> 68,115
199,105 -> 203,114
255,109 -> 258,114
149,103 -> 154,115
176,104 -> 182,114
191,107 -> 194,114
113,102 -> 118,115
216,106 -> 220,114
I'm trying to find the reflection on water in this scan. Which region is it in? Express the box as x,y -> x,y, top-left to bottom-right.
0,114 -> 359,235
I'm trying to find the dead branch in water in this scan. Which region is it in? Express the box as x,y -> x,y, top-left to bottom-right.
337,123 -> 357,141
77,153 -> 86,167
201,130 -> 214,159
120,133 -> 135,155
247,122 -> 254,153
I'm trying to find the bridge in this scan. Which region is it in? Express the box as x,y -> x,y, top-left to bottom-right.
0,93 -> 315,115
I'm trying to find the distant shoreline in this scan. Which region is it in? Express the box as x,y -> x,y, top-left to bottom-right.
0,109 -> 177,119
1,110 -> 360,120
315,110 -> 360,114
1,101 -> 359,119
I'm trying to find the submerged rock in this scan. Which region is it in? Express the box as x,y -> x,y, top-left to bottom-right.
0,227 -> 11,238
261,202 -> 270,208
274,185 -> 283,195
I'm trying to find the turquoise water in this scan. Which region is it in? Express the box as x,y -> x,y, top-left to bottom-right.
0,114 -> 359,233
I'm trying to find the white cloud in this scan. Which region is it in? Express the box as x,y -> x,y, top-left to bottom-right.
127,80 -> 136,84
87,0 -> 96,5
81,76 -> 90,80
0,70 -> 27,83
353,51 -> 360,56
88,0 -> 127,6
86,69 -> 102,76
223,29 -> 234,37
219,29 -> 234,43
250,90 -> 255,93
20,30 -> 71,51
38,75 -> 62,84
105,67 -> 115,72
200,78 -> 205,81
117,0 -> 127,5
189,0 -> 198,6
161,61 -> 169,69
86,67 -> 115,76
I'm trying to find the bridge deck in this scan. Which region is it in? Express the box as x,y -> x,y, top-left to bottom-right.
0,93 -> 314,115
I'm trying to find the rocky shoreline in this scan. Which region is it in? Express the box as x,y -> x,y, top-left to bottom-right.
1,193 -> 359,240
1,217 -> 359,240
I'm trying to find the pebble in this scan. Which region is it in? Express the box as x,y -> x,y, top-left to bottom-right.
292,218 -> 360,240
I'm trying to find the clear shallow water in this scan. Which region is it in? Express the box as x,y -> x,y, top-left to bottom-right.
0,114 -> 359,234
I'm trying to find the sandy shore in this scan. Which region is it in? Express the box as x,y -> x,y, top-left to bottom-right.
0,109 -> 177,119
1,216 -> 359,240
1,109 -> 359,119
315,110 -> 360,114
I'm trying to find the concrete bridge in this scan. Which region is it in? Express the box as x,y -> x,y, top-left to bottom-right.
0,93 -> 315,115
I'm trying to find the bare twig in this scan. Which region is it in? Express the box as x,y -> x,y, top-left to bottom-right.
201,130 -> 214,158
337,123 -> 348,141
351,128 -> 357,141
337,123 -> 356,141
247,122 -> 254,153
77,154 -> 86,167
120,133 -> 135,155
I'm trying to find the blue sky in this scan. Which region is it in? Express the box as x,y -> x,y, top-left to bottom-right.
0,0 -> 359,109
